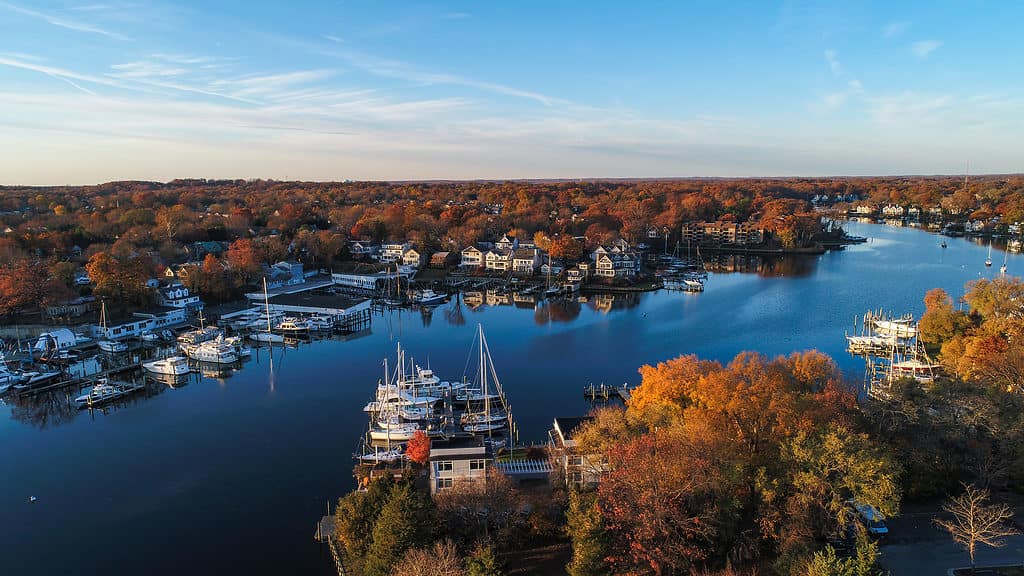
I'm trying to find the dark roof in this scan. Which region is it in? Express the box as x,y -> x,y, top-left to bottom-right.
267,292 -> 367,310
554,416 -> 593,439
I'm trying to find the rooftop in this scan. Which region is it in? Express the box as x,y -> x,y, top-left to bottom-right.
266,292 -> 367,311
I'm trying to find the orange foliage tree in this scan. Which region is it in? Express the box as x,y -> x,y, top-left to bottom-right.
405,430 -> 431,465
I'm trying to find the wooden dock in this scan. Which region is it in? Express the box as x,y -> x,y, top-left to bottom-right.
314,513 -> 348,575
583,382 -> 632,403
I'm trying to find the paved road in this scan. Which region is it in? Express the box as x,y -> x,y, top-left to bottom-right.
880,509 -> 1024,575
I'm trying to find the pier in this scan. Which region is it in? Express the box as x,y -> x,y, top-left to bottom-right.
583,382 -> 632,402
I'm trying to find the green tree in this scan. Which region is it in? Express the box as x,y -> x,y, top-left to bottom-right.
565,490 -> 609,576
465,544 -> 503,576
364,484 -> 437,576
804,533 -> 882,576
334,477 -> 396,572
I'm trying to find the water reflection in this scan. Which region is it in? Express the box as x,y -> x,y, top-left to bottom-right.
5,376 -> 168,429
534,298 -> 582,324
704,253 -> 818,277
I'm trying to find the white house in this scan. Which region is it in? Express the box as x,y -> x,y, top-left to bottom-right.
541,259 -> 564,277
348,241 -> 380,260
591,241 -> 640,279
566,267 -> 586,283
429,439 -> 493,495
484,249 -> 513,272
402,248 -> 423,268
548,416 -> 604,488
495,234 -> 518,251
512,248 -> 542,276
882,204 -> 906,217
381,241 -> 412,264
460,246 -> 484,268
854,205 -> 874,214
157,281 -> 203,311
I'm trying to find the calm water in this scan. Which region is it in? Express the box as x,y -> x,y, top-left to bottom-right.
0,222 -> 1015,575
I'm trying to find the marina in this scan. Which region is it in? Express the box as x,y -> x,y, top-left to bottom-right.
0,221 -> 1018,575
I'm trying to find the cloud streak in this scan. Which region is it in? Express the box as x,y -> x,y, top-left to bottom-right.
911,40 -> 943,59
824,49 -> 841,76
0,1 -> 130,40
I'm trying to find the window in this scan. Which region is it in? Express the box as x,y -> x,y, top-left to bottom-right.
437,478 -> 453,490
569,456 -> 584,467
469,459 -> 487,471
436,460 -> 453,472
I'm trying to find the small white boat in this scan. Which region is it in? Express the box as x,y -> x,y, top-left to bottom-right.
12,369 -> 62,391
0,353 -> 26,390
142,356 -> 190,376
249,331 -> 285,343
74,379 -> 143,408
98,340 -> 128,353
462,421 -> 507,433
177,326 -> 222,348
274,317 -> 311,334
356,446 -> 404,464
873,318 -> 917,339
461,410 -> 508,425
369,423 -> 420,441
223,336 -> 252,357
411,289 -> 447,305
140,331 -> 160,343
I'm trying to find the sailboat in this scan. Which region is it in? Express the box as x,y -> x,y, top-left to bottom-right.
249,278 -> 285,343
97,302 -> 128,353
1000,248 -> 1008,275
544,253 -> 560,297
985,242 -> 993,267
384,265 -> 405,306
461,324 -> 511,435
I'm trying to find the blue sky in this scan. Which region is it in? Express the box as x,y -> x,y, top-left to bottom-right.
0,1 -> 1021,184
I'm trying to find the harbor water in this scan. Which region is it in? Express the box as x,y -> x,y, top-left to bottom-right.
0,221 -> 1015,575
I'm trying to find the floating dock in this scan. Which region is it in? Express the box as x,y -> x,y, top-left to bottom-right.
583,382 -> 631,402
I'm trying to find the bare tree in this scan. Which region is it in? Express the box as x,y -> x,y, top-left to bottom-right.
391,539 -> 466,576
933,484 -> 1019,572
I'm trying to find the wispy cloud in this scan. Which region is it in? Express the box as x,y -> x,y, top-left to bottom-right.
443,12 -> 470,19
866,92 -> 952,124
883,21 -> 910,38
322,47 -> 566,107
322,34 -> 343,44
0,54 -> 128,93
911,40 -> 943,59
824,49 -> 841,76
0,1 -> 130,40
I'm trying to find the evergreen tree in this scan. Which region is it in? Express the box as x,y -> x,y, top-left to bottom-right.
565,490 -> 608,576
364,484 -> 437,576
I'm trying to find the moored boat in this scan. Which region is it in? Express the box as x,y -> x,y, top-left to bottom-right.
142,356 -> 190,376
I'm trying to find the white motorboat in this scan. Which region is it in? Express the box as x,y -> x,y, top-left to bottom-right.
0,353 -> 25,390
223,336 -> 252,357
461,409 -> 508,425
12,369 -> 62,391
462,421 -> 507,433
410,289 -> 446,306
873,317 -> 917,339
142,356 -> 191,376
177,326 -> 223,348
140,331 -> 160,343
186,338 -> 238,364
274,317 -> 311,334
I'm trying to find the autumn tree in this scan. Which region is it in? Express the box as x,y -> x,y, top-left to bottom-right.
934,484 -> 1019,572
0,259 -> 55,315
85,251 -> 155,307
406,430 -> 431,465
465,544 -> 503,576
226,238 -> 262,282
155,204 -> 192,243
919,288 -> 970,346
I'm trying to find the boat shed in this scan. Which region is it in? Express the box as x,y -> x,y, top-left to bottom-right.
32,328 -> 79,353
263,293 -> 371,317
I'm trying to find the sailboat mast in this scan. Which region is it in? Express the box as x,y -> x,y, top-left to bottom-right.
263,277 -> 272,334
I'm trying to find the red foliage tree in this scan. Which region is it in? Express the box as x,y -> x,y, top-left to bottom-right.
405,430 -> 431,465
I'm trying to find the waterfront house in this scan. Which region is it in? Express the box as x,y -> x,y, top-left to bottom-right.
540,259 -> 564,277
882,204 -> 906,217
428,438 -> 493,495
484,249 -> 513,273
44,296 -> 97,319
460,246 -> 484,268
157,281 -> 204,312
854,205 -> 874,215
402,248 -> 423,269
495,234 -> 519,251
430,251 -> 458,269
548,416 -> 604,488
591,241 -> 640,279
348,241 -> 380,260
566,267 -> 586,283
381,241 -> 412,264
512,248 -> 542,276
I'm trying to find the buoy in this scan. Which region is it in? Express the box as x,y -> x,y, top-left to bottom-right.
28,496 -> 37,503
